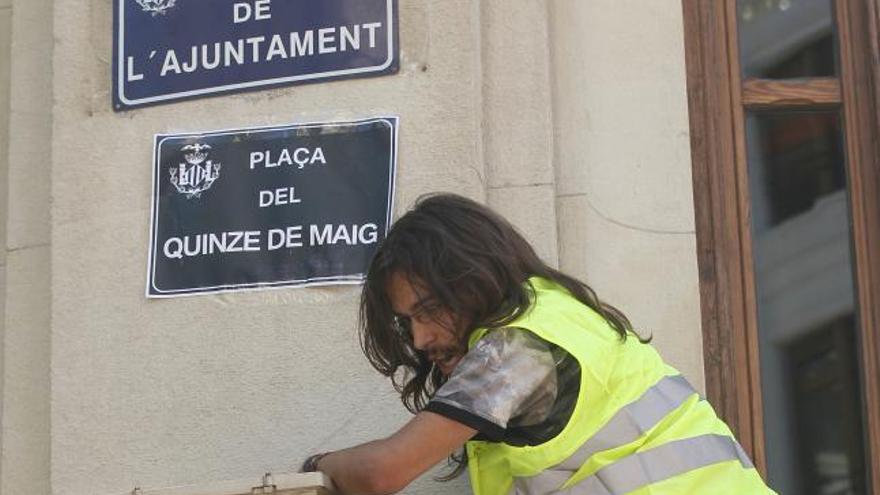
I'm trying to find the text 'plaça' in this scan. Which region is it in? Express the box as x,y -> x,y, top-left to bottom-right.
250,147 -> 326,169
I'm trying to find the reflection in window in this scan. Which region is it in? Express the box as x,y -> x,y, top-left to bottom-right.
789,316 -> 866,494
745,111 -> 867,494
749,112 -> 845,227
737,0 -> 837,78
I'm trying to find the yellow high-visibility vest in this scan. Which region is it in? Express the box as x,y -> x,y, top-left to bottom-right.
465,277 -> 775,495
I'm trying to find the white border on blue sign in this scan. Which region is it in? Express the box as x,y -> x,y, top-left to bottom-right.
146,116 -> 399,298
117,0 -> 396,107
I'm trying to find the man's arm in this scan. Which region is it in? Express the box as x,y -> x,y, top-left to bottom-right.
316,411 -> 476,495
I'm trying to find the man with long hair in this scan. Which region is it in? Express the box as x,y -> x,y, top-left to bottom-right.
302,193 -> 773,494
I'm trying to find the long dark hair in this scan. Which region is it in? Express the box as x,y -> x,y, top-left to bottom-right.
358,193 -> 648,474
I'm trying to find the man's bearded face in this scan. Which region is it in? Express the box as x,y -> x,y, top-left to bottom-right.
386,272 -> 466,376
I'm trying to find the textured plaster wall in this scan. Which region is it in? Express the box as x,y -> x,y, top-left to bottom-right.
50,1 -> 482,494
549,0 -> 705,389
0,0 -> 8,257
2,0 -> 53,494
0,1 -> 706,493
481,0 -> 558,267
0,2 -> 9,443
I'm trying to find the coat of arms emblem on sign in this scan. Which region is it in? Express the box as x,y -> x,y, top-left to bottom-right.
170,143 -> 221,199
136,0 -> 177,16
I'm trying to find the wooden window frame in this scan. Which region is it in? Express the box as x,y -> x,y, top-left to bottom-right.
681,0 -> 880,491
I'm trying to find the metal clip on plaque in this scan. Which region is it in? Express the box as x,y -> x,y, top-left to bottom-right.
251,473 -> 276,494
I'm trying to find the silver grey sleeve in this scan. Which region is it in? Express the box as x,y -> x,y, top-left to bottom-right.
430,327 -> 558,429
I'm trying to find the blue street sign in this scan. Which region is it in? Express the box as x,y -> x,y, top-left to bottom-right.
114,0 -> 398,110
147,117 -> 398,297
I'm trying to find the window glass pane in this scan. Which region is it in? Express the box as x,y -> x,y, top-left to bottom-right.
745,110 -> 867,494
737,0 -> 837,78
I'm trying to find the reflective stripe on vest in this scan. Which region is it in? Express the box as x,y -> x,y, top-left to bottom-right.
556,374 -> 699,471
515,434 -> 752,495
566,434 -> 752,494
514,374 -> 715,494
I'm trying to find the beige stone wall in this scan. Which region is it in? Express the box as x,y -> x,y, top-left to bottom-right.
482,0 -> 558,267
49,1 -> 478,494
1,0 -> 53,494
0,3 -> 9,445
549,0 -> 705,388
0,1 -> 703,494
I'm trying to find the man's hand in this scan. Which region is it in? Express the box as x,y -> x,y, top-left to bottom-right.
313,411 -> 476,494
